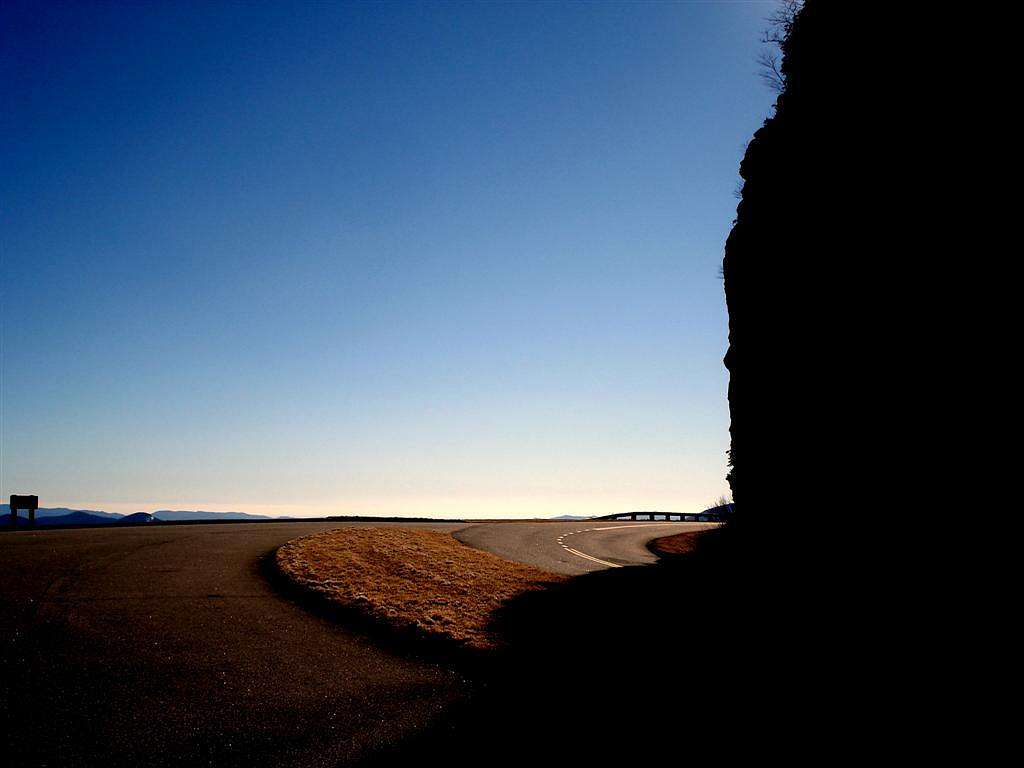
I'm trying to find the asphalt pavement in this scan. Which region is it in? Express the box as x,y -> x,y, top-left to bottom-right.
0,518 -> 705,766
455,520 -> 716,574
0,522 -> 466,767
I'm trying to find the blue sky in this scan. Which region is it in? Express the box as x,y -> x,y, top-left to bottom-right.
2,1 -> 776,518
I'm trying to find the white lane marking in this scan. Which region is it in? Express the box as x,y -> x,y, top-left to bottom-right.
558,522 -> 692,568
563,547 -> 623,568
589,523 -> 690,531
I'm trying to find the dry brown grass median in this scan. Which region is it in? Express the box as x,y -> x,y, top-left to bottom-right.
649,529 -> 708,557
275,527 -> 564,650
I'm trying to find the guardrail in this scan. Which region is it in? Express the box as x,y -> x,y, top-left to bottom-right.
591,511 -> 724,523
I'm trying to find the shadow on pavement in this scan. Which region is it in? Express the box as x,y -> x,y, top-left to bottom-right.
361,527 -> 822,765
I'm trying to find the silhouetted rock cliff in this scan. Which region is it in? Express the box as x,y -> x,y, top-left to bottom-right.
723,1 -> 848,536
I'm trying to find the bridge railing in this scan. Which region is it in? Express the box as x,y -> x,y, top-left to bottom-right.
594,511 -> 722,523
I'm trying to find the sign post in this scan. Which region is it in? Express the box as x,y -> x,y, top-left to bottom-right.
9,495 -> 39,528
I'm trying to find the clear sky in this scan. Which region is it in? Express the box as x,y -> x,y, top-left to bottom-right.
2,1 -> 776,518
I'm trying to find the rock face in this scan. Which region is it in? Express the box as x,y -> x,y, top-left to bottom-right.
723,1 -> 848,531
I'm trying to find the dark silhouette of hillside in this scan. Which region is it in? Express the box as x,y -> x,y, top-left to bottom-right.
3,508 -> 119,527
118,512 -> 158,524
724,0 -> 841,538
720,1 -> 883,566
1,504 -> 122,522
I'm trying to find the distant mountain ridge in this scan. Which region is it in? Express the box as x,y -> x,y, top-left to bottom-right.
37,511 -> 118,526
120,512 -> 157,524
152,510 -> 271,521
1,505 -> 123,520
2,505 -> 272,526
2,506 -> 122,527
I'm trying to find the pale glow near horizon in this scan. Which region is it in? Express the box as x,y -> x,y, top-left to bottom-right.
41,496 -> 724,519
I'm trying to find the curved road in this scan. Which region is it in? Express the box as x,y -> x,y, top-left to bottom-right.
456,520 -> 716,575
0,522 -> 466,768
1,519 -> 709,766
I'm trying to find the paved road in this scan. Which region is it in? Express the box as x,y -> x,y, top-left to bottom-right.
1,519 -> 708,766
455,521 -> 716,575
0,522 -> 467,768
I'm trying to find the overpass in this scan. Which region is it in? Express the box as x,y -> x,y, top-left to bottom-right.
592,507 -> 730,523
